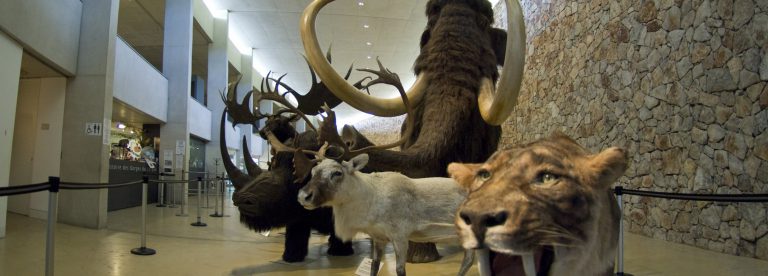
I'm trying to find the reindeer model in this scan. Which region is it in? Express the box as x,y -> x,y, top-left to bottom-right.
293,0 -> 527,262
297,154 -> 474,276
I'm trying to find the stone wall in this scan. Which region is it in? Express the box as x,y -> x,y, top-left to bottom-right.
498,0 -> 768,259
352,0 -> 768,260
350,115 -> 405,147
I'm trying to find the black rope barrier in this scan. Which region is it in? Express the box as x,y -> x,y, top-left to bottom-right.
61,180 -> 144,190
0,182 -> 51,197
614,186 -> 768,202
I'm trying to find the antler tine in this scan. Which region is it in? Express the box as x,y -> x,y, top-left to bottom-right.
346,65 -> 415,156
257,75 -> 319,133
265,131 -> 318,156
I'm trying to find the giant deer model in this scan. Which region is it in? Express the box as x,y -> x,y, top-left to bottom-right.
295,0 -> 526,262
219,78 -> 355,263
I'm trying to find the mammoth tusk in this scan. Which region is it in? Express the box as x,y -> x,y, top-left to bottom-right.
478,0 -> 526,125
300,0 -> 427,117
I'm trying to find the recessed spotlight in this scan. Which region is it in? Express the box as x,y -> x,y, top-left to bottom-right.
363,24 -> 369,28
367,55 -> 372,59
358,1 -> 364,6
366,42 -> 372,46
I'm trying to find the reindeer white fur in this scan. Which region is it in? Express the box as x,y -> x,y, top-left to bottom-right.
297,154 -> 475,276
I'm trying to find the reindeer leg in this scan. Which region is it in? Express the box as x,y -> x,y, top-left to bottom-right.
457,249 -> 475,276
391,238 -> 409,276
370,239 -> 386,276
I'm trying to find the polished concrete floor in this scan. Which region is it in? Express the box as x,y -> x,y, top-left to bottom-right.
1,191 -> 768,275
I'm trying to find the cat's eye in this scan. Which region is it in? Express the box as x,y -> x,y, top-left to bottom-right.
476,169 -> 492,181
536,172 -> 559,184
331,171 -> 342,178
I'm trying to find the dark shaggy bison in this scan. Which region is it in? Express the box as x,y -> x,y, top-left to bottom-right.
299,0 -> 525,262
219,111 -> 353,262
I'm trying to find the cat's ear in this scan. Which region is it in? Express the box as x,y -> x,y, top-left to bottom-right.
448,163 -> 483,191
588,147 -> 628,188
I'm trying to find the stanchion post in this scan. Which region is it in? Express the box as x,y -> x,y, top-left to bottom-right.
615,186 -> 626,276
202,175 -> 210,209
156,173 -> 166,207
45,176 -> 59,276
191,177 -> 207,227
132,176 -> 157,255
220,174 -> 229,217
176,171 -> 188,216
210,176 -> 223,217
167,177 -> 177,208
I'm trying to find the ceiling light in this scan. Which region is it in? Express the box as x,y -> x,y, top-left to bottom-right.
363,24 -> 369,29
117,123 -> 126,129
358,1 -> 364,7
367,55 -> 372,59
366,42 -> 372,46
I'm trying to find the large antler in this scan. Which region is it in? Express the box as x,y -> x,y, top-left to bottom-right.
269,48 -> 372,116
255,73 -> 318,133
220,78 -> 268,127
315,59 -> 417,160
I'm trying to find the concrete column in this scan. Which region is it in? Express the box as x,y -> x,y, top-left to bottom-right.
257,101 -> 273,166
237,50 -> 254,165
58,0 -> 119,229
0,31 -> 23,237
205,15 -> 228,176
160,0 -> 193,214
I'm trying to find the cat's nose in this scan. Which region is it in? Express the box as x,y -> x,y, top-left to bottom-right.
459,210 -> 509,243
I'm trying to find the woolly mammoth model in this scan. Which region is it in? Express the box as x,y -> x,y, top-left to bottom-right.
297,0 -> 526,262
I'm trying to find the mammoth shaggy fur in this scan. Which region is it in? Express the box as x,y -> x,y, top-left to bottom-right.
219,112 -> 353,262
344,0 -> 506,178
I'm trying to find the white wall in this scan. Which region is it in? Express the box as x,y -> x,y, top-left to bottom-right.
0,31 -> 23,237
113,37 -> 168,122
188,98 -> 212,141
9,78 -> 66,220
192,0 -> 214,40
227,40 -> 242,72
0,0 -> 82,75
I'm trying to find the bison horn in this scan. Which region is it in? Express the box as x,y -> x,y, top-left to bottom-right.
300,0 -> 428,117
219,110 -> 252,190
241,135 -> 262,177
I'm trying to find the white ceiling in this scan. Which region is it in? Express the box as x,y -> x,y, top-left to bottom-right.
117,0 -> 469,125
204,0 -> 430,124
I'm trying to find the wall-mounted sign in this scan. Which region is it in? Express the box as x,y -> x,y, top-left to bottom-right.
85,122 -> 102,136
175,154 -> 184,169
163,150 -> 173,173
176,140 -> 186,154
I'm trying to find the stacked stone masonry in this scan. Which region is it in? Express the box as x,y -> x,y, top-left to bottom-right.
351,0 -> 768,260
